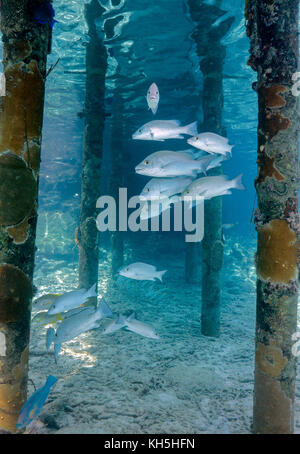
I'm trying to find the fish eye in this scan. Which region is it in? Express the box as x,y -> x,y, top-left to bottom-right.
139,129 -> 142,133
147,188 -> 150,192
195,137 -> 199,140
186,190 -> 190,194
145,160 -> 149,165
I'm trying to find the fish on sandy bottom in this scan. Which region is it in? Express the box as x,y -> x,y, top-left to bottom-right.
47,283 -> 97,315
33,293 -> 62,312
16,376 -> 58,430
47,298 -> 113,362
103,313 -> 160,340
119,262 -> 167,282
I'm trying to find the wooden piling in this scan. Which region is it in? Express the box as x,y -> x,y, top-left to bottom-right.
246,0 -> 299,434
0,0 -> 50,433
78,0 -> 107,291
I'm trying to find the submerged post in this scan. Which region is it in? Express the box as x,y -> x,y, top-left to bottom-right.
246,0 -> 299,434
0,0 -> 50,433
78,0 -> 107,290
188,0 -> 233,336
109,92 -> 124,276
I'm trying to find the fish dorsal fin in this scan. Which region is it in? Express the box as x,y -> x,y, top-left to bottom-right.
178,149 -> 195,157
127,312 -> 136,322
168,120 -> 181,126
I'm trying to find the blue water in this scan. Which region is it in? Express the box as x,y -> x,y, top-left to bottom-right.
20,0 -> 298,434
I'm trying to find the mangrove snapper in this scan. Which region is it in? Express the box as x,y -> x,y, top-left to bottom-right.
140,177 -> 193,200
135,150 -> 212,177
147,82 -> 159,115
188,132 -> 233,155
132,120 -> 198,141
119,262 -> 167,282
182,174 -> 245,200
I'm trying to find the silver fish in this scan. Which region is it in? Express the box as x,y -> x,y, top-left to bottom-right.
124,314 -> 160,340
48,283 -> 97,315
33,293 -> 62,312
52,298 -> 113,345
140,177 -> 193,200
140,196 -> 181,221
182,174 -> 245,200
147,82 -> 159,115
103,314 -> 127,335
135,150 -> 213,177
188,132 -> 233,155
119,262 -> 167,282
132,120 -> 198,141
103,313 -> 160,340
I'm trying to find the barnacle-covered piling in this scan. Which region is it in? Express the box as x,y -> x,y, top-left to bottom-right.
78,0 -> 107,291
246,0 -> 299,434
109,92 -> 124,276
0,0 -> 50,433
188,0 -> 233,336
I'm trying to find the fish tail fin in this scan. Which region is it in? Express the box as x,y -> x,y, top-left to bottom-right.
46,327 -> 55,351
233,173 -> 245,191
195,157 -> 213,174
228,145 -> 234,157
156,270 -> 167,282
182,121 -> 198,136
97,297 -> 113,319
54,344 -> 61,364
85,283 -> 97,299
126,312 -> 136,322
116,314 -> 128,329
46,375 -> 59,388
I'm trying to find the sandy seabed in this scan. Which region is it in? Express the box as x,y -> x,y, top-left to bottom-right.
28,234 -> 300,434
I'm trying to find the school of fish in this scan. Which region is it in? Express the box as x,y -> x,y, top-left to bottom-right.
19,81 -> 245,431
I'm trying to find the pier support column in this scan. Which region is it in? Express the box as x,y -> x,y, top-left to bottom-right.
246,0 -> 299,434
0,0 -> 50,433
109,93 -> 124,276
78,0 -> 107,290
188,0 -> 233,336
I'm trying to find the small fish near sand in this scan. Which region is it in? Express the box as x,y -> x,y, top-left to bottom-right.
32,310 -> 63,327
181,174 -> 245,200
47,283 -> 97,315
119,262 -> 167,282
135,150 -> 213,178
47,298 -> 113,361
16,375 -> 58,430
147,82 -> 160,115
33,293 -> 62,312
188,132 -> 233,156
103,313 -> 160,340
132,120 -> 198,141
33,1 -> 58,28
